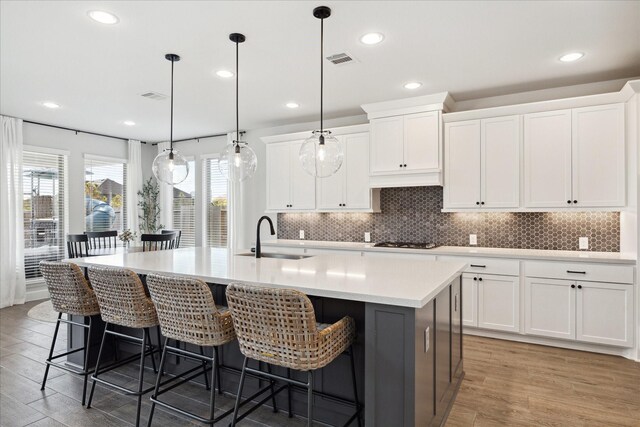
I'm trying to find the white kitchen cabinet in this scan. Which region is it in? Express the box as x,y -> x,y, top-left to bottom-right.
576,281 -> 633,347
444,116 -> 519,210
524,104 -> 625,209
318,132 -> 375,210
477,274 -> 519,332
524,277 -> 575,340
370,116 -> 404,174
266,141 -> 315,211
461,274 -> 478,327
403,111 -> 440,172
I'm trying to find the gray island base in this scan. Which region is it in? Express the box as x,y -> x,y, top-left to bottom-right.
69,248 -> 465,426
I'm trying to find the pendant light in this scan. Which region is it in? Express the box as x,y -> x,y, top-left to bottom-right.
152,54 -> 189,185
219,33 -> 257,182
299,6 -> 343,178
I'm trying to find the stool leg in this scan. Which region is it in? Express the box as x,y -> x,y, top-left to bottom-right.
287,368 -> 293,418
230,357 -> 249,427
349,346 -> 362,427
307,371 -> 314,427
199,346 -> 210,391
81,317 -> 93,406
266,363 -> 278,413
87,322 -> 110,409
147,337 -> 169,427
135,328 -> 148,427
214,346 -> 222,395
41,312 -> 62,391
208,348 -> 217,421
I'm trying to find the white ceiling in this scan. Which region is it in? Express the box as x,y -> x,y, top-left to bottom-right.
1,1 -> 639,142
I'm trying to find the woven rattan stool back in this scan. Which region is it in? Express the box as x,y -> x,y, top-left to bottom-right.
146,273 -> 235,347
39,261 -> 100,316
226,283 -> 330,370
88,266 -> 158,328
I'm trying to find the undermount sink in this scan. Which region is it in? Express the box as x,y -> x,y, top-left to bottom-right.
237,252 -> 313,260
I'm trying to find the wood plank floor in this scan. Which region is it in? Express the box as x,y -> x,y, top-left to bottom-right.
447,335 -> 640,426
2,300 -> 639,426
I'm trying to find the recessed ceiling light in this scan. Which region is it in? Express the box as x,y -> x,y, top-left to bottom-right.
286,102 -> 299,109
216,70 -> 234,78
88,10 -> 119,25
123,120 -> 136,126
403,82 -> 422,90
559,52 -> 584,62
42,101 -> 60,109
360,32 -> 384,45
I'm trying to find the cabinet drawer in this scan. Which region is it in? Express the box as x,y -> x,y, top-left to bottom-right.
437,256 -> 519,276
525,261 -> 634,284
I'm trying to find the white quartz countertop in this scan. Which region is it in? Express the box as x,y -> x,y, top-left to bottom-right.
70,247 -> 466,308
261,239 -> 637,265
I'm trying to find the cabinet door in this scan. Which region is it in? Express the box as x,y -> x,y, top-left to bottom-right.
344,133 -> 371,209
525,277 -> 575,340
370,116 -> 404,174
478,274 -> 519,332
451,278 -> 463,383
461,274 -> 478,327
481,116 -> 520,208
576,281 -> 633,347
289,141 -> 316,210
523,110 -> 572,208
317,136 -> 346,210
403,111 -> 440,172
266,143 -> 291,210
444,120 -> 481,208
572,104 -> 625,207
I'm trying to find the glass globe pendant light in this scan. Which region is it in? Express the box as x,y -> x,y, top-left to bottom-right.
152,53 -> 189,185
299,6 -> 343,178
219,33 -> 257,182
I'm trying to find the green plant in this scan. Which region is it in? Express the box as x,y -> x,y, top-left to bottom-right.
211,197 -> 227,208
138,178 -> 164,233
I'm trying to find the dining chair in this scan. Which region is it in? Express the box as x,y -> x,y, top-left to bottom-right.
67,234 -> 90,258
85,230 -> 118,249
141,232 -> 177,252
161,229 -> 182,248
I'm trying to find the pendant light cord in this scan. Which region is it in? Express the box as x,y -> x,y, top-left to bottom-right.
170,57 -> 174,154
236,39 -> 239,145
320,16 -> 324,133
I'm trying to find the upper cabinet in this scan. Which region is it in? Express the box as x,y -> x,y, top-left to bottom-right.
266,140 -> 315,211
524,103 -> 625,208
444,115 -> 520,210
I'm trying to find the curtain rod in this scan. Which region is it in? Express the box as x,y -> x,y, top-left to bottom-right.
23,120 -> 149,144
151,131 -> 246,146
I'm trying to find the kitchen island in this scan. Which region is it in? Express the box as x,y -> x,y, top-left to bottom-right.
71,247 -> 466,426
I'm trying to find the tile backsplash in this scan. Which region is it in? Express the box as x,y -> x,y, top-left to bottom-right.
277,187 -> 620,252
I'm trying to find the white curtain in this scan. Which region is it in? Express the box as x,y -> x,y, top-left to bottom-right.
126,140 -> 143,238
226,132 -> 241,253
0,116 -> 26,308
157,142 -> 173,230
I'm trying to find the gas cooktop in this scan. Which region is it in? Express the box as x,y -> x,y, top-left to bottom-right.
373,242 -> 439,250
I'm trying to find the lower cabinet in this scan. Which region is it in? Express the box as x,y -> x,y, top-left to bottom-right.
462,272 -> 519,332
525,277 -> 634,347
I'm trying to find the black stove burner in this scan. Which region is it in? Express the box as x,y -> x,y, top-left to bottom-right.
373,242 -> 438,250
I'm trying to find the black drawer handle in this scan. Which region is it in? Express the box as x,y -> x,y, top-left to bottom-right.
567,270 -> 586,274
470,264 -> 486,268
571,284 -> 576,288
577,285 -> 582,289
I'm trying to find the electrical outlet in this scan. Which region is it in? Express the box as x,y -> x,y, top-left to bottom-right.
299,230 -> 305,240
469,234 -> 478,245
424,327 -> 430,352
364,232 -> 371,243
579,237 -> 588,250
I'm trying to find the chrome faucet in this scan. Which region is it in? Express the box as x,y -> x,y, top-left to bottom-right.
255,216 -> 275,258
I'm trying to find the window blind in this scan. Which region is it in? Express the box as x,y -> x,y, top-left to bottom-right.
172,159 -> 196,247
203,157 -> 228,248
84,157 -> 127,232
23,150 -> 67,280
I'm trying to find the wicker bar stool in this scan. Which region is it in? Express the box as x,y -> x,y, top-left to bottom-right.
86,266 -> 162,427
39,261 -> 101,406
226,284 -> 363,427
145,273 -> 237,425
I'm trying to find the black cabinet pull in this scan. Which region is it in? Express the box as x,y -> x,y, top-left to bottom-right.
476,201 -> 480,205
567,270 -> 586,274
571,284 -> 576,288
478,277 -> 483,281
399,164 -> 403,168
403,164 -> 407,167
577,285 -> 582,289
473,277 -> 477,281
481,201 -> 485,205
470,264 -> 486,268
567,200 -> 572,204
573,200 -> 578,204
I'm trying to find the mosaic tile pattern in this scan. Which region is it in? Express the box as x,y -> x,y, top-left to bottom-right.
277,187 -> 620,252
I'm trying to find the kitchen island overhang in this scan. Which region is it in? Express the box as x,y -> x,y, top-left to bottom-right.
70,248 -> 466,426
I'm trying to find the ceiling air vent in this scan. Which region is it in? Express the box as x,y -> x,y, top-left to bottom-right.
326,52 -> 356,66
140,92 -> 168,101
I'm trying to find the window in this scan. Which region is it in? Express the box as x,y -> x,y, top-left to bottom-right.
203,156 -> 228,248
84,157 -> 127,232
23,149 -> 67,280
172,159 -> 196,247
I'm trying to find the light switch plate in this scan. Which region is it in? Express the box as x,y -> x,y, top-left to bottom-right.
579,237 -> 588,250
299,230 -> 305,240
469,234 -> 478,245
364,232 -> 371,243
424,327 -> 430,352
